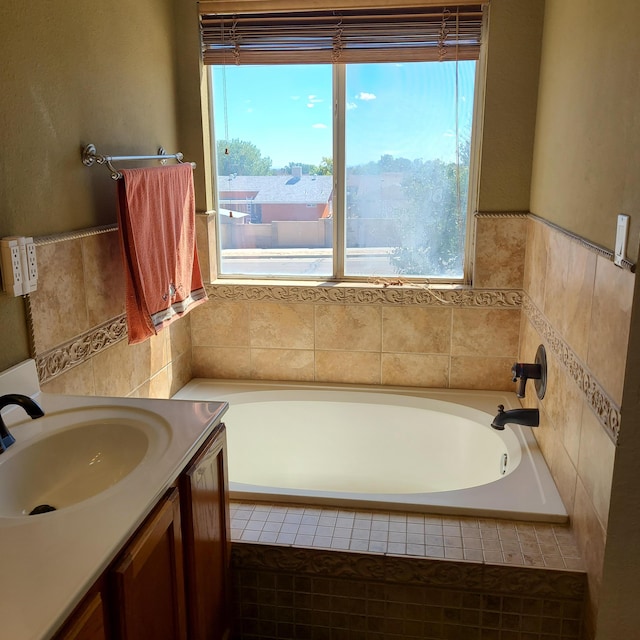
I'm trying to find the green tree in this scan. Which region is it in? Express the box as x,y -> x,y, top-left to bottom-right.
311,157 -> 333,176
217,139 -> 272,176
390,156 -> 469,278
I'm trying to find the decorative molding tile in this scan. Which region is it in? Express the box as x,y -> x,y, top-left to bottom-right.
475,211 -> 529,219
206,283 -> 523,308
33,224 -> 118,246
232,542 -> 585,600
35,314 -> 128,384
522,294 -> 621,443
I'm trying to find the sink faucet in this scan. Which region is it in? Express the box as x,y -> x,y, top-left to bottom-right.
0,394 -> 45,453
491,404 -> 539,430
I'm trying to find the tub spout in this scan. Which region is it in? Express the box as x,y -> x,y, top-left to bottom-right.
491,404 -> 539,430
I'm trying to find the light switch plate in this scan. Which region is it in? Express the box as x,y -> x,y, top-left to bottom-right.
614,214 -> 630,267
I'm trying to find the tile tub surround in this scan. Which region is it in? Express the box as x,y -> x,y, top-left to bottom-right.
190,286 -> 522,390
230,503 -> 586,640
519,215 -> 634,637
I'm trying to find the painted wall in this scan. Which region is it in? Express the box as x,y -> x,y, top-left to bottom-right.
477,0 -> 545,212
531,0 -> 640,261
0,0 -> 181,372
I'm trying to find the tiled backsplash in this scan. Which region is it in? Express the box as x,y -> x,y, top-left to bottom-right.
519,216 -> 634,638
26,227 -> 192,398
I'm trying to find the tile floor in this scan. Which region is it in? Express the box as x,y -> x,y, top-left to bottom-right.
230,502 -> 584,571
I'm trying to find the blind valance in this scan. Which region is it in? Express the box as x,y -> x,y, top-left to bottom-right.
200,4 -> 487,66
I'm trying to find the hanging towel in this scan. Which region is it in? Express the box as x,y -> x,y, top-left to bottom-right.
116,164 -> 207,344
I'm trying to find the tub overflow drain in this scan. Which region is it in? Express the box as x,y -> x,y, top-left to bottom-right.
29,504 -> 57,515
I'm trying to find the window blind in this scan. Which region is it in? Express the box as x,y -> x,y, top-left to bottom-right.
200,4 -> 487,66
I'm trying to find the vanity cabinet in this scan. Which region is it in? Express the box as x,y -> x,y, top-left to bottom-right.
111,487 -> 187,640
180,427 -> 232,640
52,422 -> 230,640
54,591 -> 108,640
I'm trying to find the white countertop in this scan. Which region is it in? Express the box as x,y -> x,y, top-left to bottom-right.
0,363 -> 228,640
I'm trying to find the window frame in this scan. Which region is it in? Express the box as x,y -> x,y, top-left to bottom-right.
207,24 -> 487,285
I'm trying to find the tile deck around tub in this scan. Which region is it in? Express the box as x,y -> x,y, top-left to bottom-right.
230,501 -> 584,571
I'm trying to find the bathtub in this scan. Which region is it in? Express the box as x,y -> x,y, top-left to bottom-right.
173,380 -> 567,523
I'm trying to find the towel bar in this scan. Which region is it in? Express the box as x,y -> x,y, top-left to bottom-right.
81,143 -> 196,180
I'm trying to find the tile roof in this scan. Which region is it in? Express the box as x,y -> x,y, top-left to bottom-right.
218,175 -> 333,204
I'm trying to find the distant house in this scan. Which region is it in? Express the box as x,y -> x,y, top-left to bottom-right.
218,170 -> 333,224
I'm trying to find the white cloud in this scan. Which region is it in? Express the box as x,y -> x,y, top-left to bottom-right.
312,123 -> 328,129
290,95 -> 301,101
356,92 -> 376,101
346,102 -> 358,110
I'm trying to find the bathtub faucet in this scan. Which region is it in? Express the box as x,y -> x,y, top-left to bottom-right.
491,404 -> 539,430
511,361 -> 543,398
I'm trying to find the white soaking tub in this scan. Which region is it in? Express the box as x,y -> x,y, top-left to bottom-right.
173,380 -> 567,523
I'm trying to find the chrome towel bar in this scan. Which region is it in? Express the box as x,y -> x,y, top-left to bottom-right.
81,143 -> 196,180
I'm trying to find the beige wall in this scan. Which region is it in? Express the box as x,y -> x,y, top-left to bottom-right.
0,0 -> 182,372
531,0 -> 640,261
477,0 -> 545,212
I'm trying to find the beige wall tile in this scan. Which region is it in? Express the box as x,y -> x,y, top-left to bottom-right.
535,405 -> 577,519
543,231 -> 596,362
315,305 -> 381,352
523,217 -> 549,308
250,302 -> 314,349
382,353 -> 449,388
451,309 -> 520,357
473,216 -> 527,289
541,351 -> 583,466
40,360 -> 96,396
250,348 -> 314,381
572,479 -> 606,636
167,315 -> 192,360
192,346 -> 251,379
148,331 -> 169,376
382,307 -> 451,354
91,339 -> 153,397
29,239 -> 90,352
587,256 -> 634,405
168,351 -> 193,396
578,405 -> 616,529
81,231 -> 125,327
191,300 -> 250,348
147,367 -> 170,398
449,356 -> 514,390
315,351 -> 381,385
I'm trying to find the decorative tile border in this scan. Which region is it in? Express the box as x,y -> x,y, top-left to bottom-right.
34,314 -> 127,384
232,542 -> 586,600
206,283 -> 523,307
522,294 -> 621,443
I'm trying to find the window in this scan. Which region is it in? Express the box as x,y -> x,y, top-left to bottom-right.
202,4 -> 486,282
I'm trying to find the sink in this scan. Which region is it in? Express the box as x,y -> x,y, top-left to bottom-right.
0,406 -> 171,517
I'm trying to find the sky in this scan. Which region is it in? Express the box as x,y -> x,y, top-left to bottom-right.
211,61 -> 476,169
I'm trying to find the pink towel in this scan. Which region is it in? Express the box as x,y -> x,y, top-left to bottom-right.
116,164 -> 207,344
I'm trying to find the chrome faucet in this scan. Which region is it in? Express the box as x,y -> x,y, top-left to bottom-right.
491,404 -> 539,430
0,394 -> 45,453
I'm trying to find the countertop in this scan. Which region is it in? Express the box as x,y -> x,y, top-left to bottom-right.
0,390 -> 228,640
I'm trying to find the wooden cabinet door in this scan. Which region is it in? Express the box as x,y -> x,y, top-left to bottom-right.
111,487 -> 187,640
54,591 -> 107,640
180,424 -> 232,640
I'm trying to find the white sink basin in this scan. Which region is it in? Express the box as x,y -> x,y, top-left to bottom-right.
0,406 -> 171,517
